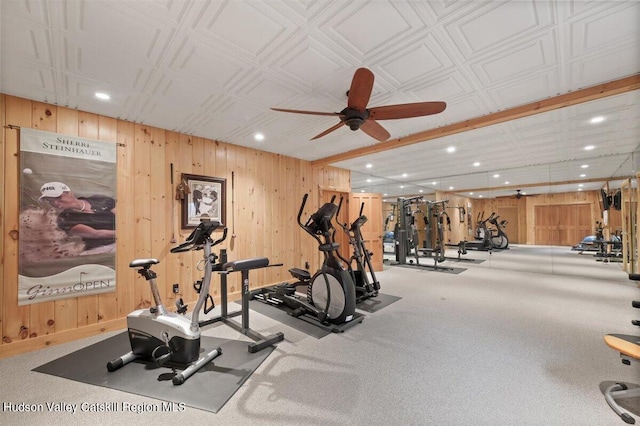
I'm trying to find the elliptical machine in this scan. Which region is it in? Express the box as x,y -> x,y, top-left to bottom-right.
335,196 -> 381,303
251,194 -> 361,331
107,221 -> 226,385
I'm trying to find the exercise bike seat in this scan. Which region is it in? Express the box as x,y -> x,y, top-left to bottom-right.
129,258 -> 159,269
223,257 -> 269,272
288,268 -> 311,281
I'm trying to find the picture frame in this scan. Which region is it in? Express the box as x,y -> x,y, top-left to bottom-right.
180,173 -> 226,229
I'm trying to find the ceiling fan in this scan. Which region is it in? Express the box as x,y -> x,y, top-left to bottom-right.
271,67 -> 447,141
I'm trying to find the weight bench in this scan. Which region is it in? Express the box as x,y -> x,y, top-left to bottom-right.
604,274 -> 640,424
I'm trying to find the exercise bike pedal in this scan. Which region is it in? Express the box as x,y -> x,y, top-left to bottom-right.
632,320 -> 640,327
176,298 -> 188,315
289,308 -> 305,317
152,345 -> 173,367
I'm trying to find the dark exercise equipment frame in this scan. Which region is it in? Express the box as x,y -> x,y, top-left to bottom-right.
391,196 -> 457,272
199,250 -> 285,353
250,194 -> 364,333
335,196 -> 381,303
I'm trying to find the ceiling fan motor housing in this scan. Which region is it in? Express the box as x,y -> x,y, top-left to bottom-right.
341,108 -> 370,130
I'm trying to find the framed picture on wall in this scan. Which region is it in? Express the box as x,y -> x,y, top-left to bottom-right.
181,173 -> 226,228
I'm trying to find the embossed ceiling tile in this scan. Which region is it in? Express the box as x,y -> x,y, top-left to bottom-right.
0,0 -> 49,23
569,45 -> 640,88
78,1 -> 175,64
116,0 -> 192,25
1,63 -> 56,98
167,36 -> 245,90
411,0 -> 478,23
2,19 -> 54,65
242,76 -> 300,107
410,70 -> 476,102
65,43 -> 155,91
445,1 -> 554,57
487,69 -> 560,108
280,45 -> 343,88
196,1 -> 285,57
568,1 -> 640,57
471,35 -> 557,85
434,95 -> 492,125
331,1 -> 412,55
378,33 -> 456,85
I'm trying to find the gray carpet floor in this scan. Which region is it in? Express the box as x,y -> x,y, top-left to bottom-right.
1,244 -> 638,425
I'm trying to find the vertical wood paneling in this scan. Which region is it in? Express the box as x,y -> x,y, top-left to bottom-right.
164,131 -> 181,303
149,126 -> 167,305
133,125 -> 153,309
3,96 -> 31,343
1,96 -> 353,357
0,95 -> 5,338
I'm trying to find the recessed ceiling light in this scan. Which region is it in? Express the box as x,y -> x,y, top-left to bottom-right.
95,92 -> 110,100
402,173 -> 408,177
473,162 -> 480,167
578,188 -> 583,191
479,195 -> 483,198
400,185 -> 404,189
361,189 -> 365,192
580,174 -> 586,177
578,184 -> 584,187
366,163 -> 372,168
581,164 -> 589,169
584,145 -> 595,150
446,146 -> 456,153
504,181 -> 510,185
366,178 -> 371,183
383,193 -> 388,196
254,133 -> 264,141
419,189 -> 423,193
449,186 -> 454,190
590,116 -> 605,124
522,192 -> 527,195
469,192 -> 474,195
432,181 -> 437,185
494,174 -> 500,178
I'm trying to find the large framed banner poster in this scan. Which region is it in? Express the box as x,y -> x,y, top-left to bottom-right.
18,128 -> 117,305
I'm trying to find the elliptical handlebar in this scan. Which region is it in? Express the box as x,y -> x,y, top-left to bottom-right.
297,193 -> 309,229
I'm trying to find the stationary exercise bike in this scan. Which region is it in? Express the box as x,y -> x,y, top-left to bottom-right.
251,194 -> 359,328
335,196 -> 380,303
107,221 -> 226,385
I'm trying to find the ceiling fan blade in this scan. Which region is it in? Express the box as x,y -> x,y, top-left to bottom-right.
310,122 -> 345,140
271,107 -> 341,117
359,119 -> 390,141
369,101 -> 447,120
347,68 -> 374,111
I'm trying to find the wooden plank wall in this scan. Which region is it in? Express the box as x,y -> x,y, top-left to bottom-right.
473,190 -> 617,245
0,94 -> 350,358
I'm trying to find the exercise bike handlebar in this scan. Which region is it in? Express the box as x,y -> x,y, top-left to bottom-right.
170,221 -> 227,253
